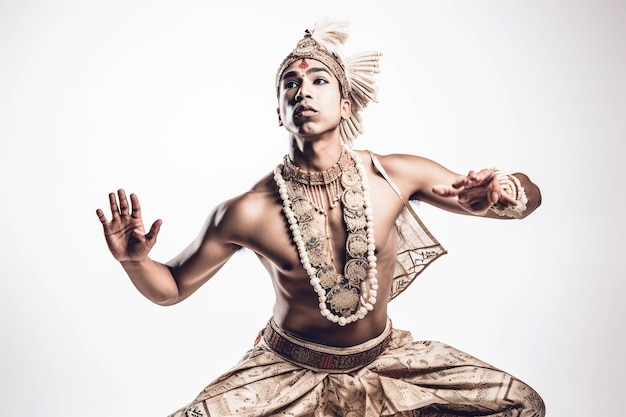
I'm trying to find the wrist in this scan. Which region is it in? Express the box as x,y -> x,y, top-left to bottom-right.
120,257 -> 152,269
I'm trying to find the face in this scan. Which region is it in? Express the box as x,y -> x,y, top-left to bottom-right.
277,58 -> 351,138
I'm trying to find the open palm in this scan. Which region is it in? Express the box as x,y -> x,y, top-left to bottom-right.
96,189 -> 161,262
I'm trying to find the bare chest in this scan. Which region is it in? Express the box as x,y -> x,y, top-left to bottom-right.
247,177 -> 403,288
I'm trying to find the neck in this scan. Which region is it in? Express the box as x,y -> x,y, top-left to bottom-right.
289,133 -> 343,173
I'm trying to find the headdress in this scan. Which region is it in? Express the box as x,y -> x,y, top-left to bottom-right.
275,18 -> 382,145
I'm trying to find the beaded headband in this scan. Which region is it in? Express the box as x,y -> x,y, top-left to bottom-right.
275,18 -> 382,145
276,30 -> 351,98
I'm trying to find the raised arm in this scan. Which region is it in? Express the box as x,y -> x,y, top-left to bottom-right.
96,189 -> 241,306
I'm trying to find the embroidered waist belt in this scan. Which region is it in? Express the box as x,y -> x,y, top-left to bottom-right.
261,318 -> 392,373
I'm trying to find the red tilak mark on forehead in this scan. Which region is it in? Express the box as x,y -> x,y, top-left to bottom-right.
298,59 -> 309,69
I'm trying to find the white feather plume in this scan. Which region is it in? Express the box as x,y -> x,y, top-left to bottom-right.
309,18 -> 382,145
309,18 -> 350,58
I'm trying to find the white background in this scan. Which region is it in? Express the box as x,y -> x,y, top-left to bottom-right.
1,1 -> 624,416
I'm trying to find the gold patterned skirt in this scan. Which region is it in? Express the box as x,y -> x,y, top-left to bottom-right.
169,319 -> 545,417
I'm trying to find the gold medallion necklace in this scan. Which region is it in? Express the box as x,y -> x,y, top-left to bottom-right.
274,146 -> 378,326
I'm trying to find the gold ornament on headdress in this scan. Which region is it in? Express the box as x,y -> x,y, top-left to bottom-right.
275,18 -> 382,146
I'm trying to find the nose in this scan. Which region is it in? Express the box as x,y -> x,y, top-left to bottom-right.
295,79 -> 312,102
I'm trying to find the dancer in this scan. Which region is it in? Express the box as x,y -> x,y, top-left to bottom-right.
97,18 -> 545,417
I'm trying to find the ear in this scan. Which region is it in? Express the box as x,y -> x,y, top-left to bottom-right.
276,107 -> 283,126
340,99 -> 352,120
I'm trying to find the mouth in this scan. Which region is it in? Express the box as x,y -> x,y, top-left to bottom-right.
294,104 -> 317,118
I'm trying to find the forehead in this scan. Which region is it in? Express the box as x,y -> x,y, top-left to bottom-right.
282,58 -> 334,77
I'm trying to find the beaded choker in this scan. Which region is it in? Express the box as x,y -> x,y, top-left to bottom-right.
274,147 -> 378,326
282,149 -> 352,186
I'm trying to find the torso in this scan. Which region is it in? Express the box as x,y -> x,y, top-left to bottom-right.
226,150 -> 406,347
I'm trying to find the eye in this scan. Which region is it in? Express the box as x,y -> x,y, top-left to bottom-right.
313,77 -> 329,85
284,80 -> 300,89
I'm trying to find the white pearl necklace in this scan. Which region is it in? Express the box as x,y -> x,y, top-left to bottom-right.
274,147 -> 378,326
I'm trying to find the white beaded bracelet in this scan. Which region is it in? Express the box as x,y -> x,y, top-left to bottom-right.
489,169 -> 528,219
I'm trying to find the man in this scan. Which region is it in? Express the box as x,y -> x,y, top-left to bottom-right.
97,18 -> 545,417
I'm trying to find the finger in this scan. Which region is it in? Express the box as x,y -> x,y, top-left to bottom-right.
490,191 -> 501,205
466,170 -> 479,182
432,184 -> 460,197
472,169 -> 492,181
129,193 -> 142,218
465,170 -> 495,188
451,175 -> 468,189
96,208 -> 109,226
482,171 -> 497,187
498,191 -> 518,205
145,219 -> 163,243
118,189 -> 130,216
481,168 -> 496,180
108,192 -> 120,219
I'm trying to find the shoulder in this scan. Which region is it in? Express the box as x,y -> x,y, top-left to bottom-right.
356,149 -> 458,200
221,171 -> 276,217
214,171 -> 279,241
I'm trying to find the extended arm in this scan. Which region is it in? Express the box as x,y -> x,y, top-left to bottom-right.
96,189 -> 240,305
373,154 -> 541,219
